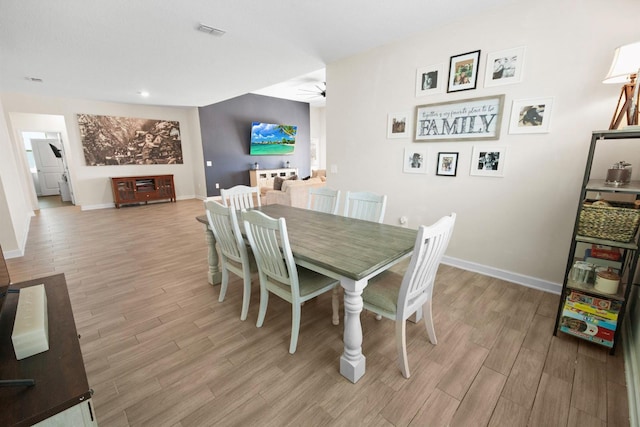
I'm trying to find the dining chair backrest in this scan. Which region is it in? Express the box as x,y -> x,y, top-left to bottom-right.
343,191 -> 387,223
205,199 -> 255,320
307,187 -> 341,215
204,200 -> 247,265
220,185 -> 261,210
398,213 -> 456,320
242,210 -> 300,296
242,208 -> 340,353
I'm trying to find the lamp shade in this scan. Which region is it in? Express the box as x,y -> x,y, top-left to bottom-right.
603,41 -> 640,84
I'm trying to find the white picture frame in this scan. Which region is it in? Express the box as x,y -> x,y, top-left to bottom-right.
387,112 -> 410,139
484,46 -> 526,88
470,146 -> 506,177
508,97 -> 554,134
403,147 -> 427,174
415,63 -> 445,97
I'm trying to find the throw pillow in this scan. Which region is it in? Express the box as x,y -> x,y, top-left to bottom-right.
273,176 -> 285,191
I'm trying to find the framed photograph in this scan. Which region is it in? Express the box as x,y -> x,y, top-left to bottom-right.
415,63 -> 445,96
508,97 -> 554,134
447,50 -> 480,93
436,152 -> 458,176
403,147 -> 427,174
414,94 -> 504,142
470,146 -> 506,177
484,46 -> 526,88
387,112 -> 410,138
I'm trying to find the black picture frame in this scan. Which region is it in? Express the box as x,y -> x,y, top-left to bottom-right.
447,50 -> 480,93
436,152 -> 458,176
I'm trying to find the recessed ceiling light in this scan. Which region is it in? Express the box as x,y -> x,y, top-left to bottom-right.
197,23 -> 226,36
138,91 -> 150,97
25,77 -> 43,83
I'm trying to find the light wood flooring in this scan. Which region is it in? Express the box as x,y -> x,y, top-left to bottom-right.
5,199 -> 630,426
37,194 -> 73,209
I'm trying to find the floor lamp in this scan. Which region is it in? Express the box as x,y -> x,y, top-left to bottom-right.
604,41 -> 640,130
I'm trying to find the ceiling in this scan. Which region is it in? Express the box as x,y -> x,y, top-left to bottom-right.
0,0 -> 523,108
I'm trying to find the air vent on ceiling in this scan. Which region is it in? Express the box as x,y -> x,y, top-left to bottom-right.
197,24 -> 226,36
25,77 -> 43,83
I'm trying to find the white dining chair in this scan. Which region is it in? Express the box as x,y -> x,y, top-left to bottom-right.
242,209 -> 340,354
362,213 -> 456,378
307,187 -> 341,215
221,185 -> 261,210
205,200 -> 256,321
344,191 -> 387,223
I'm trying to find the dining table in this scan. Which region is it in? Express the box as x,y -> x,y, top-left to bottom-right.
196,203 -> 417,383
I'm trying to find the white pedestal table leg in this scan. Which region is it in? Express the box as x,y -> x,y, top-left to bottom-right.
340,279 -> 367,383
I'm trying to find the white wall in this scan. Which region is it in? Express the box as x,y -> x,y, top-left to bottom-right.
326,0 -> 640,289
310,106 -> 326,169
1,93 -> 205,211
0,100 -> 33,257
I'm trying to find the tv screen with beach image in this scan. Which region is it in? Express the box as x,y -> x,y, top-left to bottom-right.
250,122 -> 297,155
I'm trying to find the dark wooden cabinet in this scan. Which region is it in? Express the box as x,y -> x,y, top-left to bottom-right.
111,175 -> 176,208
0,274 -> 97,426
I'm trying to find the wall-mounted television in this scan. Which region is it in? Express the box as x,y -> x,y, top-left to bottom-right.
250,121 -> 297,155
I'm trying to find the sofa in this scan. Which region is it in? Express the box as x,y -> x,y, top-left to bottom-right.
264,171 -> 326,208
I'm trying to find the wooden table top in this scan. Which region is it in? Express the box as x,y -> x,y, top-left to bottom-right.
0,274 -> 91,427
257,204 -> 417,281
197,204 -> 418,281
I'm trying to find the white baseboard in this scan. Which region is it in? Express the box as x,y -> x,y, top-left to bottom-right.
82,196 -> 196,211
80,203 -> 114,211
442,255 -> 562,295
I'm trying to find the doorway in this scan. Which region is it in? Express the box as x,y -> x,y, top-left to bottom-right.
22,131 -> 73,209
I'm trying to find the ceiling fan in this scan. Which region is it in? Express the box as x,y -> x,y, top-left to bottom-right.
298,82 -> 326,99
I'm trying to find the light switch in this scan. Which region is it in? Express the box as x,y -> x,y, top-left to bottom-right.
206,161 -> 212,167
330,164 -> 338,173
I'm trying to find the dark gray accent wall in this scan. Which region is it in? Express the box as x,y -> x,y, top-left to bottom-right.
198,93 -> 310,196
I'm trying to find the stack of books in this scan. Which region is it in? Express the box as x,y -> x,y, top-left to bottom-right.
559,290 -> 621,347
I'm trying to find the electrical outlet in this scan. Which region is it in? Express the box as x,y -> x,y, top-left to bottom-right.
399,216 -> 408,225
206,161 -> 212,167
215,183 -> 220,189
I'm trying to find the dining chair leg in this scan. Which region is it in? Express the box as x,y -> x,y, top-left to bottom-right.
396,319 -> 410,378
240,274 -> 251,321
218,268 -> 229,302
332,286 -> 340,326
256,286 -> 269,328
423,299 -> 437,345
290,301 -> 302,354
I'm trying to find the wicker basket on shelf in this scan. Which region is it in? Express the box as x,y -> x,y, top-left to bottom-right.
578,202 -> 640,242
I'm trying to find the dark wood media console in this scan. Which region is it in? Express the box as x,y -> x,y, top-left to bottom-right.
111,174 -> 176,208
